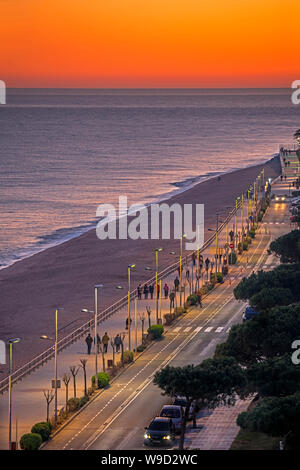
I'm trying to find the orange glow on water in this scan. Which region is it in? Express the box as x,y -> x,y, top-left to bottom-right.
0,0 -> 299,87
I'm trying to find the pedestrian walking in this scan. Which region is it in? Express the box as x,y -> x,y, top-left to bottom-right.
164,283 -> 169,299
192,252 -> 196,266
94,333 -> 101,353
137,283 -> 142,300
125,317 -> 132,330
157,283 -> 160,299
144,283 -> 149,299
114,334 -> 122,353
85,333 -> 93,355
186,268 -> 190,279
102,332 -> 109,353
149,284 -> 154,299
174,276 -> 179,291
169,291 -> 175,309
196,292 -> 202,308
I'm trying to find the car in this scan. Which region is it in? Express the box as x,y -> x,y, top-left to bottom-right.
144,417 -> 175,446
274,195 -> 287,202
242,306 -> 259,321
159,405 -> 184,433
172,396 -> 196,420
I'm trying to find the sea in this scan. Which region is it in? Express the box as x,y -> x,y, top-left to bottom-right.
0,88 -> 299,269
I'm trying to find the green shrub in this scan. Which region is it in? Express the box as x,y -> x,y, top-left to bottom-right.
67,397 -> 81,411
31,422 -> 52,442
243,241 -> 248,251
164,313 -> 176,325
91,372 -> 110,388
148,324 -> 164,339
79,395 -> 89,407
238,242 -> 243,253
199,285 -> 209,295
207,282 -> 215,291
136,344 -> 146,352
247,236 -> 252,244
229,252 -> 237,265
216,272 -> 224,283
249,229 -> 256,239
174,306 -> 186,316
123,350 -> 134,364
20,433 -> 42,451
87,387 -> 94,396
186,294 -> 198,306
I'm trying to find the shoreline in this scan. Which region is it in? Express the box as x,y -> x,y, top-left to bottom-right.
0,154 -> 281,372
0,154 -> 278,272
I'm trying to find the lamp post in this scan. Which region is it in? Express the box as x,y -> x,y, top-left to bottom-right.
179,235 -> 186,306
41,307 -> 63,427
155,249 -> 163,323
8,338 -> 20,450
94,285 -> 103,385
127,265 -> 135,350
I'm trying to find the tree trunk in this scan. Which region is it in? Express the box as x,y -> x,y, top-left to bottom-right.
179,398 -> 192,450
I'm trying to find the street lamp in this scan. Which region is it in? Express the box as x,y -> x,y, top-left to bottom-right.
8,337 -> 20,450
94,284 -> 103,385
155,249 -> 163,323
41,307 -> 63,428
179,235 -> 186,306
128,265 -> 135,350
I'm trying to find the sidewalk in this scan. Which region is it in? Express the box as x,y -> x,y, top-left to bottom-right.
185,398 -> 253,450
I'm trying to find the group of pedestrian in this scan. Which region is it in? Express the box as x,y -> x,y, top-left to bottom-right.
85,331 -> 123,354
137,281 -> 171,300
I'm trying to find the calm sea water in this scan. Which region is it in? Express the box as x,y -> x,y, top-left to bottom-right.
0,88 -> 299,268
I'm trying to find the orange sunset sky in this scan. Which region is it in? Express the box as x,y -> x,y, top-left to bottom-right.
0,0 -> 299,88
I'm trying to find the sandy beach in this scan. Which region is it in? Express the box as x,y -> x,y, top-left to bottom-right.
0,156 -> 281,373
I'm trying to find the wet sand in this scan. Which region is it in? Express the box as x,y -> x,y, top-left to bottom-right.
0,156 -> 281,373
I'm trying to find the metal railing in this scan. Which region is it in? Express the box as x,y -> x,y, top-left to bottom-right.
0,201 -> 242,394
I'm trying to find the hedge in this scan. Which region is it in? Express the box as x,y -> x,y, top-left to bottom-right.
20,433 -> 42,451
148,324 -> 164,339
67,397 -> 81,411
31,422 -> 52,442
186,294 -> 198,306
123,350 -> 134,364
91,372 -> 110,388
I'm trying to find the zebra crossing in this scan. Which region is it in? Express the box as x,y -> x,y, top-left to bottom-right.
171,325 -> 230,334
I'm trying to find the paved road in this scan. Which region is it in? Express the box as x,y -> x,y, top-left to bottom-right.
44,174 -> 292,450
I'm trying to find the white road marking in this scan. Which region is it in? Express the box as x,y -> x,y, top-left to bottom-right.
204,327 -> 213,332
194,327 -> 202,333
183,327 -> 192,332
173,327 -> 181,332
215,327 -> 224,333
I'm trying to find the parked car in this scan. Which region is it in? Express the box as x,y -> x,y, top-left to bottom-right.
144,417 -> 175,446
159,405 -> 183,433
172,396 -> 196,420
242,306 -> 259,321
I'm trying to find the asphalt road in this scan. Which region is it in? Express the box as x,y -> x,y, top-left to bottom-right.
44,182 -> 291,451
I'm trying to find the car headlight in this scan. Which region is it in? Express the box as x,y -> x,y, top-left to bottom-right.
144,433 -> 151,439
275,197 -> 279,201
281,197 -> 285,201
163,435 -> 171,440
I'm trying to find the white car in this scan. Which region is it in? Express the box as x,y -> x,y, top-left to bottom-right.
172,396 -> 196,420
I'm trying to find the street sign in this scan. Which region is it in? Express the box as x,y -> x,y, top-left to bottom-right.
52,379 -> 61,389
229,243 -> 234,249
